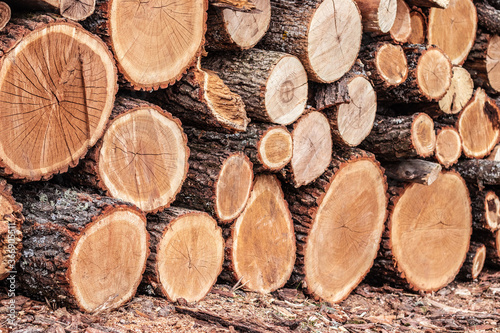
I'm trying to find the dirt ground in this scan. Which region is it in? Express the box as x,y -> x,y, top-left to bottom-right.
1,269 -> 499,333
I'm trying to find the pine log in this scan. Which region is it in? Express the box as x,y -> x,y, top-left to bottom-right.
0,179 -> 23,281
68,96 -> 189,214
476,2 -> 500,35
438,66 -> 474,115
148,63 -> 249,133
222,174 -> 296,293
435,127 -> 462,167
183,124 -> 292,173
142,208 -> 224,302
407,0 -> 449,7
174,133 -> 254,223
0,2 -> 10,30
283,111 -> 333,187
408,9 -> 426,44
5,0 -> 94,21
454,159 -> 500,186
360,113 -> 436,161
457,88 -> 500,159
384,159 -> 442,185
257,0 -> 362,83
0,15 -> 117,181
285,149 -> 388,303
14,183 -> 149,312
427,0 -> 477,65
464,31 -> 500,94
206,0 -> 270,50
202,49 -> 308,125
353,0 -> 397,33
456,241 -> 486,280
370,171 -> 471,291
388,0 -> 411,43
82,0 -> 207,90
470,186 -> 500,232
209,0 -> 257,11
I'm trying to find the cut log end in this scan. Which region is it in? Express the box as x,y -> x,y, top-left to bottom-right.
69,207 -> 148,312
258,127 -> 293,171
391,172 -> 472,291
377,0 -> 398,33
305,158 -> 387,303
60,0 -> 95,21
416,48 -> 452,100
108,0 -> 206,89
375,44 -> 408,85
389,0 -> 411,43
156,212 -> 224,302
487,35 -> 500,92
458,242 -> 486,280
471,244 -> 486,279
408,10 -> 426,44
307,0 -> 362,82
0,22 -> 117,181
0,1 -> 10,30
411,113 -> 436,158
216,153 -> 253,222
438,66 -> 474,115
231,175 -> 296,293
435,127 -> 461,168
427,0 -> 477,65
483,191 -> 500,231
98,106 -> 188,213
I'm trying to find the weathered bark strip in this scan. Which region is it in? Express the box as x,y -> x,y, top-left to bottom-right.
454,159 -> 500,186
353,0 -> 397,33
456,241 -> 486,280
384,159 -> 442,185
464,31 -> 500,94
202,49 -> 307,125
5,0 -> 95,21
407,0 -> 449,8
476,2 -> 500,35
0,2 -> 10,30
142,208 -> 224,302
257,0 -> 362,83
285,149 -> 388,303
14,182 -> 148,312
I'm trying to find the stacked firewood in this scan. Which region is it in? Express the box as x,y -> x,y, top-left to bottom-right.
0,0 -> 499,314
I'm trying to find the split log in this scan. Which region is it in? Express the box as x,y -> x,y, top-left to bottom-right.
283,111 -> 332,187
142,208 -> 224,302
476,2 -> 500,35
148,64 -> 249,133
408,9 -> 426,44
206,0 -> 271,50
457,88 -> 500,159
388,0 -> 411,43
464,32 -> 500,94
384,159 -> 442,185
83,0 -> 207,90
183,124 -> 292,173
427,0 -> 477,65
456,241 -> 486,280
454,159 -> 500,186
360,113 -> 436,161
435,127 -> 462,168
407,0 -> 449,8
285,149 -> 388,303
438,66 -> 474,115
0,179 -> 23,281
0,15 -> 117,181
209,0 -> 257,11
0,2 -> 10,30
353,0 -> 397,33
257,0 -> 362,83
5,0 -> 95,21
69,97 -> 189,214
222,174 -> 296,294
14,183 -> 149,312
470,186 -> 500,232
202,49 -> 308,125
370,171 -> 472,291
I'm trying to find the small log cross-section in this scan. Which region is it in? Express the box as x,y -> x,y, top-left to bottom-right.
435,127 -> 462,168
286,149 -> 388,303
389,0 -> 411,43
457,88 -> 500,159
5,0 -> 95,21
73,97 -> 189,214
0,2 -> 10,30
143,208 -> 224,302
84,0 -> 207,90
465,32 -> 500,94
206,0 -> 271,50
354,0 -> 397,33
427,0 -> 477,65
438,66 -> 474,115
258,0 -> 362,83
15,183 -> 149,312
470,187 -> 500,232
408,9 -> 426,44
457,242 -> 486,280
227,174 -> 296,294
0,17 -> 117,181
202,49 -> 308,125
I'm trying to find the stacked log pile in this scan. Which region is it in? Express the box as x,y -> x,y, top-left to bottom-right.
0,0 -> 500,316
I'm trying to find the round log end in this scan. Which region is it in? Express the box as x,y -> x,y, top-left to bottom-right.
375,43 -> 408,86
69,206 -> 148,312
98,105 -> 189,213
155,212 -> 224,302
304,158 -> 387,303
232,174 -> 296,293
438,66 -> 474,115
484,191 -> 500,232
471,244 -> 486,280
60,0 -> 96,21
307,0 -> 362,82
390,171 -> 472,291
0,22 -> 117,181
411,113 -> 436,158
416,47 -> 452,101
0,1 -> 10,30
258,126 -> 293,171
215,153 -> 253,222
390,0 -> 411,43
487,35 -> 500,93
377,0 -> 398,33
435,127 -> 461,168
408,10 -> 426,44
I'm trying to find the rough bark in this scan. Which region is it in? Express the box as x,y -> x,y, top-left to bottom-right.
454,159 -> 500,186
476,2 -> 500,35
384,159 -> 442,185
464,31 -> 500,94
5,0 -> 95,21
407,0 -> 449,7
469,185 -> 500,232
472,229 -> 500,268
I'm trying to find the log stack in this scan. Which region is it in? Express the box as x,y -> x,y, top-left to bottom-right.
1,0 -> 499,319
